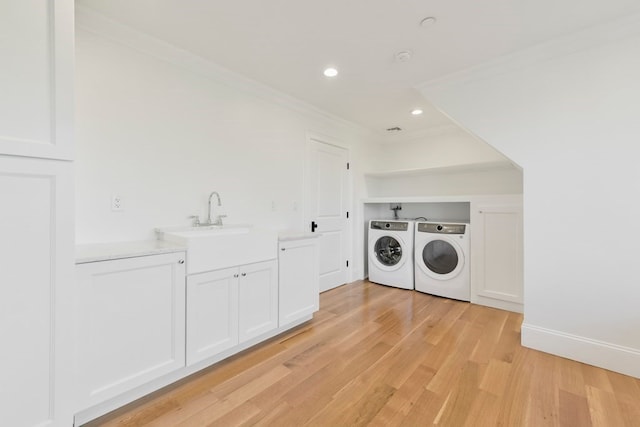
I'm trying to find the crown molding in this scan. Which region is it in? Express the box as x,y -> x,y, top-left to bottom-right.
75,5 -> 373,137
417,12 -> 640,94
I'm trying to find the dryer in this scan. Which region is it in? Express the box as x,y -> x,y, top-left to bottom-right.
414,221 -> 470,301
368,220 -> 414,290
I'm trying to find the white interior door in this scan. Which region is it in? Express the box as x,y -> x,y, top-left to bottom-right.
308,136 -> 350,292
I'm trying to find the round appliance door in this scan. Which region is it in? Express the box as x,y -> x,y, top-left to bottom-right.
370,233 -> 407,271
418,237 -> 464,280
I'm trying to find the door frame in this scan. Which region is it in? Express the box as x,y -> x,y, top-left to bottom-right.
304,131 -> 353,286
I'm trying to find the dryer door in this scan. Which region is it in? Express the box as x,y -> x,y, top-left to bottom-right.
371,234 -> 407,271
418,237 -> 464,280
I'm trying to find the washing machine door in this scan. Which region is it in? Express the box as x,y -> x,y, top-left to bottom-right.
370,234 -> 407,271
418,237 -> 464,280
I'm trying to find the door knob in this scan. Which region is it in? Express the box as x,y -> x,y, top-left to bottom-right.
311,221 -> 318,232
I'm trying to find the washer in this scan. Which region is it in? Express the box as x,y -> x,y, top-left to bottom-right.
368,220 -> 414,290
414,221 -> 470,301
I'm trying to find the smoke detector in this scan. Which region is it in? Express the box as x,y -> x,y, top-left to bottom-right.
394,50 -> 413,63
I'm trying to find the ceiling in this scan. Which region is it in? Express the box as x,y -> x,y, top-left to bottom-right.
77,0 -> 640,138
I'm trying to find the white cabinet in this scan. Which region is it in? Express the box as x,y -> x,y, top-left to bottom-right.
186,267 -> 239,365
238,261 -> 278,343
76,252 -> 186,408
0,157 -> 74,427
0,0 -> 74,160
470,196 -> 524,313
186,260 -> 277,365
0,2 -> 75,426
278,238 -> 319,327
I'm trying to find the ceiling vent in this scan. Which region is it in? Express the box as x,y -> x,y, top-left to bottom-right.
394,51 -> 413,63
386,126 -> 402,133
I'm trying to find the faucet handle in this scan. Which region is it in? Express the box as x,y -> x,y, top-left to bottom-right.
188,215 -> 200,227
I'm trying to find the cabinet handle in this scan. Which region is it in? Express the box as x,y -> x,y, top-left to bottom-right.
241,273 -> 247,277
178,259 -> 185,264
281,248 -> 286,251
234,274 -> 239,278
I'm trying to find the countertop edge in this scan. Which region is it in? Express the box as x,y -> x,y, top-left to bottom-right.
76,240 -> 187,264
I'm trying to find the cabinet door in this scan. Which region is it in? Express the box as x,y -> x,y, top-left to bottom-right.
0,157 -> 73,427
279,239 -> 319,327
76,252 -> 186,408
0,0 -> 73,160
238,260 -> 278,343
472,202 -> 524,310
186,267 -> 239,365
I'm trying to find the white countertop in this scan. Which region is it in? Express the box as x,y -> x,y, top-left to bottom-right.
76,240 -> 186,264
278,231 -> 321,241
77,229 -> 318,263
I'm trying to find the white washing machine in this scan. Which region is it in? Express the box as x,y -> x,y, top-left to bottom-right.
368,220 -> 414,290
414,221 -> 470,301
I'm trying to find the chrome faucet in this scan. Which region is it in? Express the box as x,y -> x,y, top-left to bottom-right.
206,191 -> 226,226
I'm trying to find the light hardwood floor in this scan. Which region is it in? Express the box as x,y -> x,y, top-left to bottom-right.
85,280 -> 640,426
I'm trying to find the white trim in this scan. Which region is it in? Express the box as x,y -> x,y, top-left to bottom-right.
521,323 -> 640,379
75,5 -> 368,135
364,160 -> 518,179
306,130 -> 350,150
417,12 -> 640,95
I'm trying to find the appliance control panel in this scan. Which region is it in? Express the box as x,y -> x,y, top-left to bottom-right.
370,221 -> 408,231
417,223 -> 466,234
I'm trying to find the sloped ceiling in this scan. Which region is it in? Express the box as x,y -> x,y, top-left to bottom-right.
77,0 -> 640,138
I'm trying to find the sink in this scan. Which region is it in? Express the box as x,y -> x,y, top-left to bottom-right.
162,225 -> 251,237
156,224 -> 277,274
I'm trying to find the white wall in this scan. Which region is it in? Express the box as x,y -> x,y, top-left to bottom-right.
367,168 -> 522,198
419,15 -> 640,377
367,128 -> 522,197
75,12 -> 380,281
377,127 -> 510,172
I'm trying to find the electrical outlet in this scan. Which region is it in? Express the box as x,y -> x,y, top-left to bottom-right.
111,195 -> 124,212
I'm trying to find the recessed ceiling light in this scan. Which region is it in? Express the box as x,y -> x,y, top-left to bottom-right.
411,109 -> 423,116
420,16 -> 437,27
323,67 -> 338,77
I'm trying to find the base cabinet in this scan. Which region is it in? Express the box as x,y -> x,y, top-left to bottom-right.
75,252 -> 186,409
470,196 -> 524,312
238,261 -> 279,343
186,267 -> 239,365
186,260 -> 277,366
278,238 -> 319,327
0,157 -> 74,427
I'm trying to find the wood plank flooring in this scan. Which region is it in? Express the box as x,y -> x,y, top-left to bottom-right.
84,280 -> 640,426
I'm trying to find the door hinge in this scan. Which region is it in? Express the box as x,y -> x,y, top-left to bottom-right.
346,162 -> 350,170
346,211 -> 349,219
346,260 -> 349,267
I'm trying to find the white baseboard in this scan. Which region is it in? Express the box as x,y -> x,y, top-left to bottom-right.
521,323 -> 640,379
74,315 -> 313,426
471,294 -> 523,314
